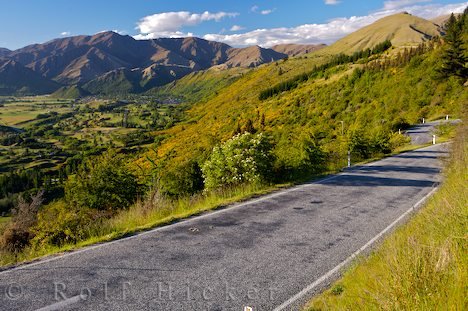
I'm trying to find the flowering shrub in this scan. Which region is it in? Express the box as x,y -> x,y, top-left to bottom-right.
202,132 -> 274,190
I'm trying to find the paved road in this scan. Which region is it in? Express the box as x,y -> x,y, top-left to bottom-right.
0,142 -> 447,311
405,119 -> 458,145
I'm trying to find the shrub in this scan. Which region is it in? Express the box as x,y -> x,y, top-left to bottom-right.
159,160 -> 204,197
65,151 -> 139,210
274,133 -> 325,180
31,201 -> 100,247
0,191 -> 43,255
202,132 -> 274,190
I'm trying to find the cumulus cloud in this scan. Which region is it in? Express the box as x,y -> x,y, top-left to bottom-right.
325,0 -> 341,5
60,31 -> 71,36
250,5 -> 259,13
135,11 -> 238,39
230,25 -> 245,31
202,1 -> 467,47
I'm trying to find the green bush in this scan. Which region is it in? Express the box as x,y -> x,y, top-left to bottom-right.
65,151 -> 139,210
274,133 -> 325,180
31,201 -> 99,247
159,160 -> 204,197
202,132 -> 274,190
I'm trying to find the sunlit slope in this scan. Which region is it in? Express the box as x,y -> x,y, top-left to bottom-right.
322,13 -> 443,54
151,66 -> 248,103
138,45 -> 463,173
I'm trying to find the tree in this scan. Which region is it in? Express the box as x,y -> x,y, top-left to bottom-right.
202,133 -> 274,190
439,12 -> 468,78
65,151 -> 139,210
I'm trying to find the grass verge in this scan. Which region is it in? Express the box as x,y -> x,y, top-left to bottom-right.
305,124 -> 467,310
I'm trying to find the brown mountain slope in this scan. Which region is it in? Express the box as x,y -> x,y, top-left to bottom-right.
323,12 -> 443,54
225,46 -> 286,68
0,59 -> 59,95
271,44 -> 326,56
4,32 -> 288,91
0,48 -> 10,58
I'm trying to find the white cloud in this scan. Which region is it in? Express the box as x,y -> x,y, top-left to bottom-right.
261,9 -> 276,15
383,0 -> 431,10
135,11 -> 238,39
60,31 -> 71,36
230,25 -> 245,31
202,1 -> 467,47
250,5 -> 259,13
325,0 -> 341,5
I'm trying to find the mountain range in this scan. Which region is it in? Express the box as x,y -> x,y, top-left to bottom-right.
0,12 -> 447,96
0,32 -> 322,96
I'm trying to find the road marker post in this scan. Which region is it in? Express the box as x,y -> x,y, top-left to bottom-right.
446,115 -> 449,120
347,151 -> 351,168
422,117 -> 425,124
433,135 -> 436,145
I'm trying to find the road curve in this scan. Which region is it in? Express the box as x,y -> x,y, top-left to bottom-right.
405,119 -> 459,145
0,144 -> 448,311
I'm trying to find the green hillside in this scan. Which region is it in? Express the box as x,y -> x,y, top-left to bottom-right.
149,66 -> 247,104
135,39 -> 465,190
51,85 -> 90,99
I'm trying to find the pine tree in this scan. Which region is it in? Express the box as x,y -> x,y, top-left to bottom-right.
440,13 -> 467,78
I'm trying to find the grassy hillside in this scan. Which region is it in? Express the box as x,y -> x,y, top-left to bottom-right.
306,123 -> 467,310
135,41 -> 464,183
150,66 -> 248,104
321,13 -> 443,55
51,85 -> 89,99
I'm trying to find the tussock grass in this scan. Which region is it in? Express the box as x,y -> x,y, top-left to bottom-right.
306,124 -> 467,310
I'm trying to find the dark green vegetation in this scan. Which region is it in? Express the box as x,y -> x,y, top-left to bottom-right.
259,40 -> 392,100
0,11 -> 466,266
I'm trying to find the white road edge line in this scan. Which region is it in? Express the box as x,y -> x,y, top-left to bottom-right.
273,185 -> 440,311
0,143 -> 443,275
35,295 -> 82,311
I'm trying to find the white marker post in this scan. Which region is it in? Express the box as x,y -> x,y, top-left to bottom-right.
446,115 -> 449,120
398,128 -> 401,135
433,135 -> 436,145
347,150 -> 351,168
244,307 -> 253,311
422,118 -> 425,124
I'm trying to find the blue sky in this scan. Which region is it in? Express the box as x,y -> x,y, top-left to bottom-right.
0,0 -> 466,49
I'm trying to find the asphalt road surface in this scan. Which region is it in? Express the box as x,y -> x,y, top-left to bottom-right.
405,119 -> 459,145
0,135 -> 449,311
